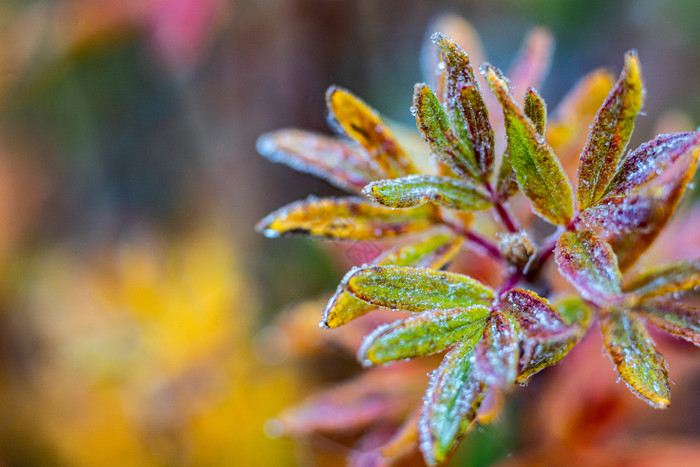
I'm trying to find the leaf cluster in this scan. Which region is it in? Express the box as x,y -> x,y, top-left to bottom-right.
256,21 -> 700,466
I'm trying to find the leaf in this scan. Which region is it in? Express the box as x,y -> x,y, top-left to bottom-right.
256,129 -> 383,193
358,306 -> 490,366
326,86 -> 418,177
524,88 -> 547,134
363,175 -> 492,211
555,230 -> 622,304
610,142 -> 700,271
623,259 -> 700,299
605,132 -> 700,197
419,338 -> 488,466
502,289 -> 584,383
600,309 -> 670,408
431,34 -> 494,180
279,364 -> 427,436
576,51 -> 644,210
412,83 -> 479,181
256,196 -> 435,241
552,295 -> 591,328
506,27 -> 554,103
458,85 -> 496,180
422,15 -> 486,104
485,64 -> 573,225
321,234 -> 464,328
472,311 -> 520,388
580,194 -> 666,234
343,265 -> 495,312
635,299 -> 700,348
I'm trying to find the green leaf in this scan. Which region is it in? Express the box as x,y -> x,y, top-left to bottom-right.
555,230 -> 622,304
502,289 -> 585,383
343,265 -> 494,312
321,233 -> 464,328
256,196 -> 435,241
577,51 -> 644,210
412,83 -> 480,181
524,88 -> 547,134
624,259 -> 700,299
472,311 -> 520,388
495,150 -> 519,200
635,299 -> 700,348
326,86 -> 418,177
256,129 -> 383,193
419,338 -> 488,466
363,175 -> 492,211
358,306 -> 490,365
552,295 -> 591,328
600,308 -> 670,408
485,64 -> 573,225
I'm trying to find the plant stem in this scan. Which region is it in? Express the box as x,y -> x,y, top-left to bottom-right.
486,183 -> 518,233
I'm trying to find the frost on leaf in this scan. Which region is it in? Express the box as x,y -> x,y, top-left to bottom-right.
581,194 -> 665,234
413,83 -> 480,181
321,234 -> 464,328
342,265 -> 494,312
577,51 -> 644,210
609,138 -> 700,271
555,230 -> 622,304
419,339 -> 487,466
256,196 -> 435,241
635,299 -> 700,348
605,132 -> 700,197
363,174 -> 492,211
256,129 -> 384,193
358,305 -> 489,366
623,259 -> 700,300
524,88 -> 547,135
472,311 -> 520,388
600,309 -> 670,408
485,64 -> 573,225
502,289 -> 585,383
326,86 -> 418,177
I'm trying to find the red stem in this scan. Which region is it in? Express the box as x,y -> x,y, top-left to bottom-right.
485,182 -> 518,233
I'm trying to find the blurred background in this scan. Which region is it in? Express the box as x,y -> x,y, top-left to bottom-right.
2,0 -> 700,465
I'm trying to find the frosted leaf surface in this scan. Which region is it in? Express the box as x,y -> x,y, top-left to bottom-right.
321,234 -> 464,328
623,259 -> 700,299
326,86 -> 418,177
555,230 -> 621,304
472,312 -> 519,388
412,83 -> 480,181
606,132 -> 700,197
344,265 -> 494,312
363,174 -> 492,211
255,196 -> 435,241
577,51 -> 644,209
419,338 -> 487,466
358,306 -> 489,365
485,64 -> 573,225
600,308 -> 670,408
635,299 -> 700,347
581,194 -> 665,234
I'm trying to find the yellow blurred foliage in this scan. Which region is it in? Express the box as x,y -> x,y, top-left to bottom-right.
0,224 -> 298,466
